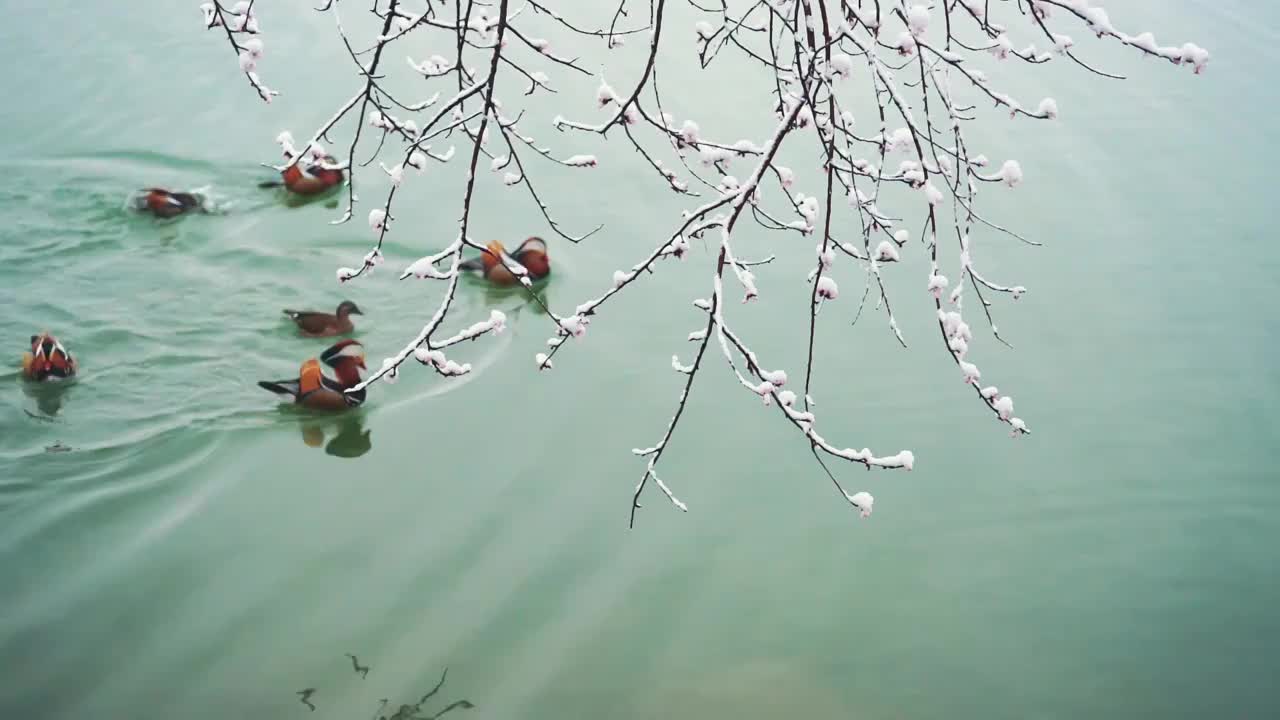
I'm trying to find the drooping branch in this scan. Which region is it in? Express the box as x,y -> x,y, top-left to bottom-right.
199,0 -> 1209,525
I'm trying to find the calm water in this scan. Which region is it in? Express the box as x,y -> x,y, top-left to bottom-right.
2,1 -> 1278,718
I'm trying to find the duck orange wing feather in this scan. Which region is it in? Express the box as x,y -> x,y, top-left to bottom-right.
298,358 -> 324,396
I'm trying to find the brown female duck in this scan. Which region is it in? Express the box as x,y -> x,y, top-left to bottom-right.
282,300 -> 363,337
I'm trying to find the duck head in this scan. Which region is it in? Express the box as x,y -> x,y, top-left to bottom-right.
336,300 -> 363,317
512,237 -> 551,279
24,332 -> 76,381
320,339 -> 366,387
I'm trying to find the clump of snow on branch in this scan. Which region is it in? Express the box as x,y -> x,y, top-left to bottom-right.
200,2 -> 275,102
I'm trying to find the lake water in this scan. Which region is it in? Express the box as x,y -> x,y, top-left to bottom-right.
2,1 -> 1278,718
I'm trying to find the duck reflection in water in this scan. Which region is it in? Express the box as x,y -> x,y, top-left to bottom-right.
299,413 -> 372,458
480,281 -> 551,321
22,377 -> 72,418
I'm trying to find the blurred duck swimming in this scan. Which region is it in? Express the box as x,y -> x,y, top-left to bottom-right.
21,332 -> 77,381
132,188 -> 207,218
458,237 -> 550,286
260,149 -> 345,196
258,339 -> 367,411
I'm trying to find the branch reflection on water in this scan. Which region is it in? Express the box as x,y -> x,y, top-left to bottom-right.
296,656 -> 474,718
373,667 -> 474,720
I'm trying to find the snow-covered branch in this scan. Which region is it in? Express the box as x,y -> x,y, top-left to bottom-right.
199,0 -> 1208,525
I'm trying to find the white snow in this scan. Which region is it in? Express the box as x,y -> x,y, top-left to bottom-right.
414,348 -> 445,366
816,276 -> 839,300
993,395 -> 1014,420
907,5 -> 930,36
886,127 -> 913,152
559,314 -> 587,338
990,34 -> 1014,60
700,146 -> 732,166
849,491 -> 874,518
959,0 -> 985,19
817,246 -> 835,270
830,53 -> 854,79
679,120 -> 701,146
896,32 -> 917,56
596,80 -> 618,107
1180,42 -> 1210,73
928,273 -> 948,299
244,37 -> 264,60
762,369 -> 788,387
924,181 -> 943,205
875,240 -> 900,262
1083,6 -> 1115,36
998,159 -> 1023,188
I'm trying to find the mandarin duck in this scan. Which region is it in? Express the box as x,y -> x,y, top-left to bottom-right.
133,188 -> 205,219
458,237 -> 551,286
258,339 -> 367,411
21,332 -> 78,382
282,300 -> 363,338
260,151 -> 345,196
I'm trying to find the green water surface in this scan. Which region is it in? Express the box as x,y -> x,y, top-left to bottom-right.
1,1 -> 1277,718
